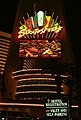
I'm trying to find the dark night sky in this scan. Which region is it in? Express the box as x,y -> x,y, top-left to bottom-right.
0,0 -> 19,33
0,0 -> 81,66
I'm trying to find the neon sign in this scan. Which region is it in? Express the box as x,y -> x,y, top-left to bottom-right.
18,11 -> 63,39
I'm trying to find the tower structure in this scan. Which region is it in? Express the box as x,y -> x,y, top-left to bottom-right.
2,0 -> 77,119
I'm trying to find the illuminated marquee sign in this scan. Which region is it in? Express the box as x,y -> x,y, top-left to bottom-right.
18,11 -> 63,39
18,11 -> 63,58
44,97 -> 69,118
19,39 -> 61,58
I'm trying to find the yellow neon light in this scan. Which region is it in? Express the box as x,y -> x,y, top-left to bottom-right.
0,103 -> 44,107
0,41 -> 10,46
44,16 -> 52,28
0,38 -> 10,43
12,75 -> 55,80
0,44 -> 9,49
0,64 -> 5,67
17,84 -> 57,88
0,54 -> 7,58
12,69 -> 42,74
0,57 -> 6,61
16,91 -> 57,94
0,48 -> 8,52
0,51 -> 8,55
0,61 -> 6,64
0,103 -> 78,108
